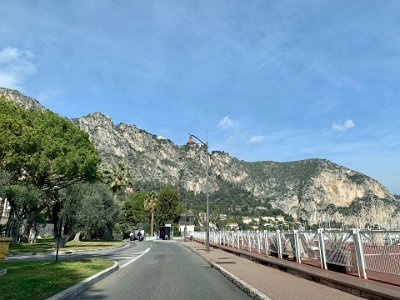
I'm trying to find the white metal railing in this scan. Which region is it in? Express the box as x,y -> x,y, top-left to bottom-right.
192,229 -> 400,280
359,230 -> 400,276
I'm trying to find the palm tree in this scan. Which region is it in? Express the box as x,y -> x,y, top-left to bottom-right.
99,163 -> 131,200
144,191 -> 157,236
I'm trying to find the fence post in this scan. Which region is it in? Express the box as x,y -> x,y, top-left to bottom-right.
276,230 -> 283,259
257,230 -> 261,253
353,229 -> 368,279
247,231 -> 251,252
294,230 -> 301,264
318,228 -> 327,270
219,231 -> 222,245
264,230 -> 269,255
237,231 -> 240,249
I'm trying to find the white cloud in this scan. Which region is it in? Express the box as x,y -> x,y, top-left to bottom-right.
0,47 -> 36,89
218,115 -> 235,129
248,135 -> 266,144
332,119 -> 356,132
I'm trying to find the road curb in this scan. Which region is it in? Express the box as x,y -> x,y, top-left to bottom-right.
46,260 -> 119,300
181,243 -> 271,300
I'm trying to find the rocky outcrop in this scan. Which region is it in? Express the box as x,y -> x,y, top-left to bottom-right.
0,88 -> 44,111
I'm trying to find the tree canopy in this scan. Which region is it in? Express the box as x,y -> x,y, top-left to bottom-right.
0,98 -> 100,191
122,191 -> 149,227
60,182 -> 120,242
0,98 -> 102,243
156,187 -> 183,226
2,184 -> 44,242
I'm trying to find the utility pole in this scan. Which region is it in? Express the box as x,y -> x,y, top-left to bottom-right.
188,132 -> 210,252
184,195 -> 187,242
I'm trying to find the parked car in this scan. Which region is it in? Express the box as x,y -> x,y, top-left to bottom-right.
130,229 -> 144,241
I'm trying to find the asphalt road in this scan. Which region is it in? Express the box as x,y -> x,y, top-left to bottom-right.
77,240 -> 252,300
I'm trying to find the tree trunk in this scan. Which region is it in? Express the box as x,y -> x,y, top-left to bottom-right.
73,231 -> 81,242
57,233 -> 72,249
51,192 -> 61,237
28,224 -> 38,244
150,207 -> 154,236
55,218 -> 75,248
102,225 -> 113,241
5,206 -> 20,245
21,219 -> 34,243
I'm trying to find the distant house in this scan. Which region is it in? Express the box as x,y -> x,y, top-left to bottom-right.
178,212 -> 195,235
256,206 -> 267,211
242,217 -> 252,224
275,215 -> 285,222
262,216 -> 275,222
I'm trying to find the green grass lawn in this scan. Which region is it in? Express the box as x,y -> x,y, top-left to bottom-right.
0,258 -> 114,300
8,239 -> 126,255
8,238 -> 55,255
63,240 -> 126,251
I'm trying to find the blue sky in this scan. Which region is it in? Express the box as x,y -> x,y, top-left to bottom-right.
1,1 -> 399,194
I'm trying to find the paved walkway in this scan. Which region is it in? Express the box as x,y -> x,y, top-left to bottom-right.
180,240 -> 400,300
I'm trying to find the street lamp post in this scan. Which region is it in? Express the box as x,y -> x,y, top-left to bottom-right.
184,196 -> 187,242
188,133 -> 210,252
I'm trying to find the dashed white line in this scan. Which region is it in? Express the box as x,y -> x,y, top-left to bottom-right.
120,247 -> 151,269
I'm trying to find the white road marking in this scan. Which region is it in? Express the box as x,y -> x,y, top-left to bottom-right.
120,247 -> 151,269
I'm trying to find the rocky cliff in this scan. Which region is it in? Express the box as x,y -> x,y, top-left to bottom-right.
1,87 -> 398,226
0,88 -> 44,111
75,112 -> 398,226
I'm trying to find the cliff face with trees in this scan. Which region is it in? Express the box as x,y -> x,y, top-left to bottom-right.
2,88 -> 399,228
72,111 -> 398,228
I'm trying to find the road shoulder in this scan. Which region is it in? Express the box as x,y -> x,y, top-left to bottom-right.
46,260 -> 119,300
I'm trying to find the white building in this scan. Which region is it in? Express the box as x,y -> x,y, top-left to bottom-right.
242,217 -> 252,224
0,198 -> 11,225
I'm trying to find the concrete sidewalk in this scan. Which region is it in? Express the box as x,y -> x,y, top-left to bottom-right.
181,240 -> 400,300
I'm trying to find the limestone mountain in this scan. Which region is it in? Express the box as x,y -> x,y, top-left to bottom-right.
1,87 -> 399,227
0,88 -> 45,111
74,112 -> 398,227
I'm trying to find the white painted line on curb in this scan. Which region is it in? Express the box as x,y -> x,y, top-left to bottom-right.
120,247 -> 150,269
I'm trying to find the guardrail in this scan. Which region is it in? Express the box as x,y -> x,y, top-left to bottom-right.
192,229 -> 400,281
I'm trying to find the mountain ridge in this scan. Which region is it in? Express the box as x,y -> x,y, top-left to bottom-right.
1,87 -> 398,227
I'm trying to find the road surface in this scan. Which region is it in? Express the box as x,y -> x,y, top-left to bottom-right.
77,240 -> 252,300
